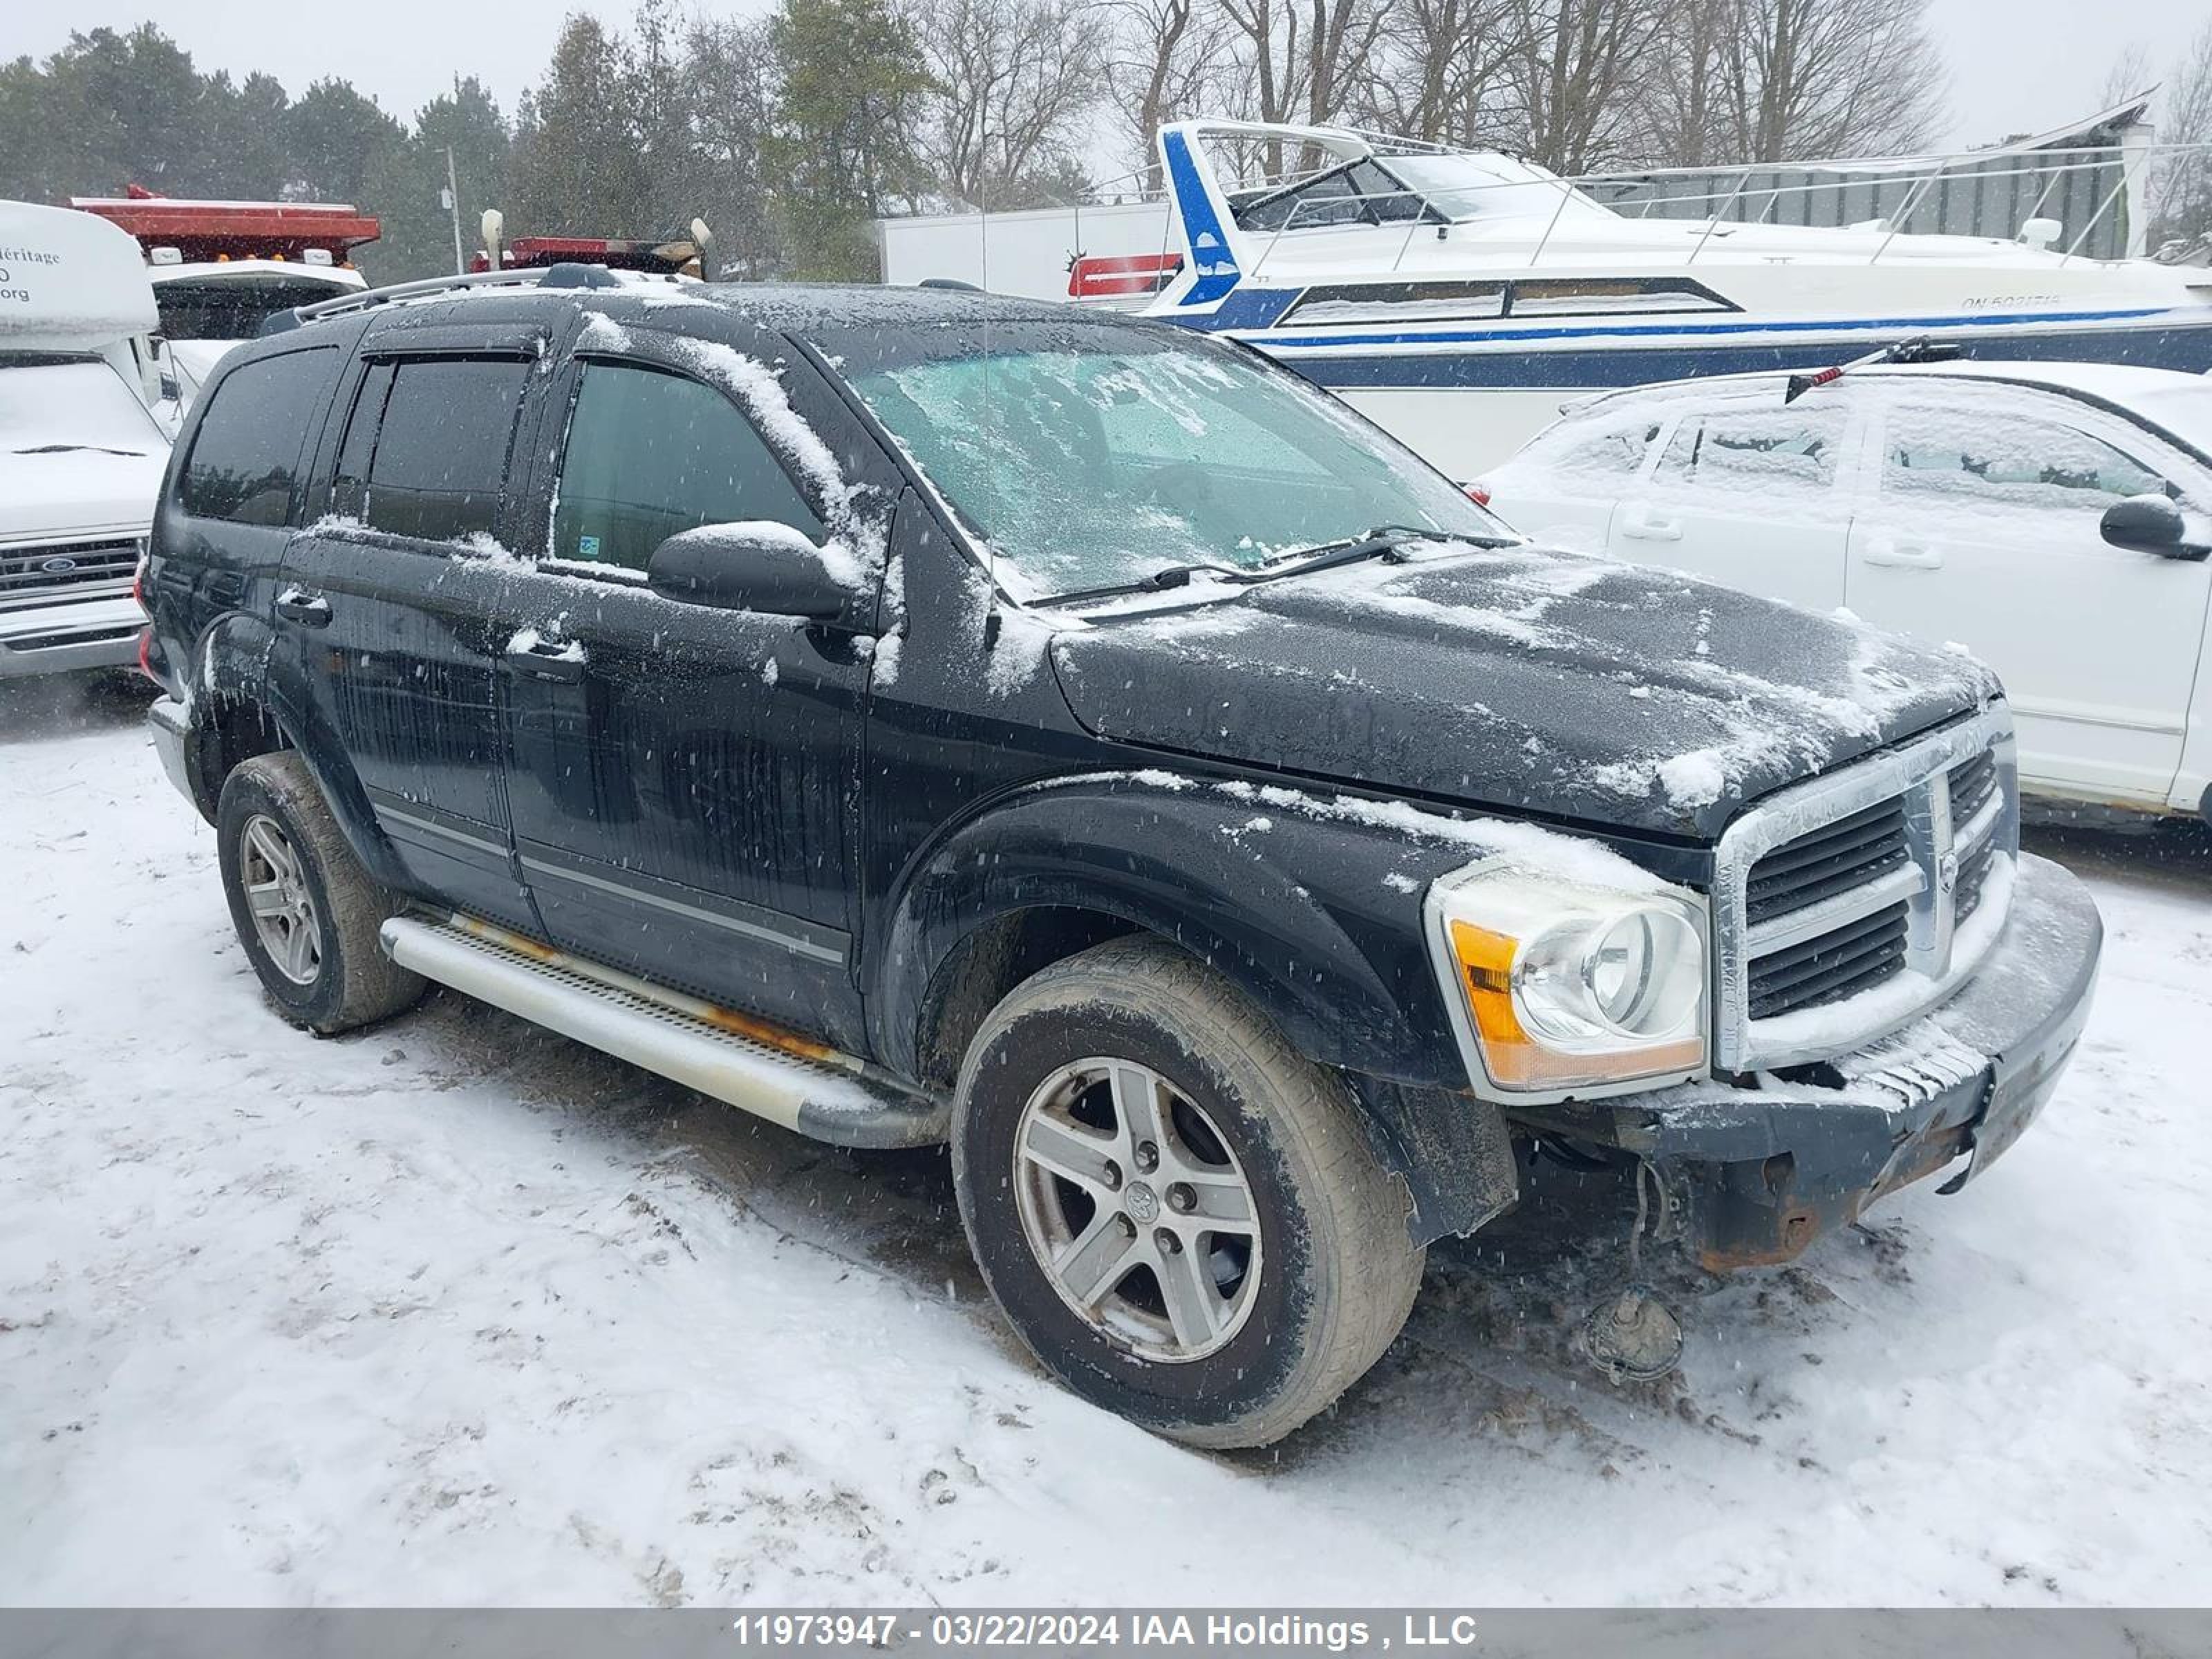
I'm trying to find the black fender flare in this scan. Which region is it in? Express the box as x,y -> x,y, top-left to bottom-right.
865,771 -> 1470,1092
187,609 -> 414,894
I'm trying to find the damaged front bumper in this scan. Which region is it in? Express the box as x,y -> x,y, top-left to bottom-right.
1530,851 -> 2101,1271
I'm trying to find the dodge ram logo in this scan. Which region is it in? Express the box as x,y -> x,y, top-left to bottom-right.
39,556 -> 78,574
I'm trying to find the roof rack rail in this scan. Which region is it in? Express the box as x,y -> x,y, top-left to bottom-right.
259,263 -> 626,336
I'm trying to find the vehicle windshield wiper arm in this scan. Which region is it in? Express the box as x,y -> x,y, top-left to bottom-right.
1047,562 -> 1246,607
11,443 -> 150,458
1254,524 -> 1514,583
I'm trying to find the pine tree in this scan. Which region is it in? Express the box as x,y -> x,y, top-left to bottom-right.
507,15 -> 657,240
285,77 -> 404,204
765,0 -> 932,280
364,78 -> 513,282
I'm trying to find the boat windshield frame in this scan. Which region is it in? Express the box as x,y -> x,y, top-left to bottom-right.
1228,147 -> 1620,236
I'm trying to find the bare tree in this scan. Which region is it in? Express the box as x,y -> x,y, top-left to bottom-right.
1640,0 -> 1948,171
2097,42 -> 2157,115
1213,0 -> 1394,176
1500,0 -> 1668,173
1727,0 -> 1945,162
2155,21 -> 2212,241
1100,0 -> 1233,187
1642,0 -> 1733,166
1351,0 -> 1524,148
908,0 -> 1105,207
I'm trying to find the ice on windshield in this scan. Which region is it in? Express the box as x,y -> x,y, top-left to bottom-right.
838,330 -> 1490,600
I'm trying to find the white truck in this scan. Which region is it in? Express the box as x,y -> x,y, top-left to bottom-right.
70,192 -> 377,409
1,200 -> 172,680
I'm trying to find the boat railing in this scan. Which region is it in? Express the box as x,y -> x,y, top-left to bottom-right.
1232,141 -> 2212,278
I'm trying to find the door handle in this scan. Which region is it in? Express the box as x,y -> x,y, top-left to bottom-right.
505,630 -> 586,684
275,587 -> 332,626
1861,537 -> 1944,570
1618,507 -> 1683,543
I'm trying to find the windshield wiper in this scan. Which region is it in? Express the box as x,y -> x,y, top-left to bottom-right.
1047,562 -> 1245,607
11,443 -> 151,458
1254,524 -> 1512,582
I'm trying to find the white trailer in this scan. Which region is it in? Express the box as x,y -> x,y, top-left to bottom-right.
877,198 -> 1176,309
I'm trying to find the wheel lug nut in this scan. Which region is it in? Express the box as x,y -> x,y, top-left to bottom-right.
1134,1141 -> 1159,1173
1116,1214 -> 1138,1239
1155,1229 -> 1181,1255
1167,1183 -> 1194,1213
1102,1161 -> 1123,1191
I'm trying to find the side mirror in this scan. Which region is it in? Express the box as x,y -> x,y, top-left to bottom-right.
2099,494 -> 2210,561
646,521 -> 857,620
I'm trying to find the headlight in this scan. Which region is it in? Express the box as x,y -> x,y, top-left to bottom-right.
1424,863 -> 1709,1097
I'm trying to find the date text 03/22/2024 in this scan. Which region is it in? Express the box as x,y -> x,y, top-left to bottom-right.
726,1613 -> 1487,1649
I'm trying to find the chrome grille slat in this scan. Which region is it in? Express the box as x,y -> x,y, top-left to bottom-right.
1744,861 -> 1922,955
0,538 -> 140,597
1747,903 -> 1910,1018
1712,704 -> 2019,1069
1744,798 -> 1910,925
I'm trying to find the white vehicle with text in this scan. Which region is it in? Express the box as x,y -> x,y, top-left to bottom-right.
0,200 -> 171,680
1476,357 -> 2212,821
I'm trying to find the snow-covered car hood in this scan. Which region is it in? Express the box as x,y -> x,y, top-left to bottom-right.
0,444 -> 167,543
1047,543 -> 2001,840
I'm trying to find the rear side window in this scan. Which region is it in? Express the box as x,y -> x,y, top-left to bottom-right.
1653,403 -> 1846,496
180,348 -> 335,526
1519,411 -> 1661,480
340,357 -> 531,543
552,362 -> 823,572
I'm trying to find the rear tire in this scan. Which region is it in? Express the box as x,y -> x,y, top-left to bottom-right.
951,936 -> 1423,1449
216,753 -> 424,1034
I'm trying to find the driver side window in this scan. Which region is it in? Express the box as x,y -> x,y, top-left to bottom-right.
552,361 -> 823,572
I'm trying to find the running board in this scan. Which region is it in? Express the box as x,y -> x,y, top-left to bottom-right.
378,913 -> 948,1150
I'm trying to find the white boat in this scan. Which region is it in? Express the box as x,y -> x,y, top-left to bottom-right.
881,118 -> 2212,474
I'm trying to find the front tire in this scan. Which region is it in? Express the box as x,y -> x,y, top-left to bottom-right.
952,937 -> 1423,1448
216,753 -> 424,1034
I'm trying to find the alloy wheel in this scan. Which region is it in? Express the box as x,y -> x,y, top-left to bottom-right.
239,813 -> 324,986
1012,1058 -> 1262,1362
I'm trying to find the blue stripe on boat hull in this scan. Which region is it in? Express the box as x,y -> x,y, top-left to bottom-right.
1239,324 -> 2212,389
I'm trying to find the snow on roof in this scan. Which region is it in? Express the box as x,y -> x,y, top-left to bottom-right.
0,199 -> 157,347
1574,357 -> 2212,419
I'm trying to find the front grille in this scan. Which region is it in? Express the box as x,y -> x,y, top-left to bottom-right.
1715,709 -> 2019,1067
0,538 -> 140,598
1956,836 -> 1997,921
1949,750 -> 1998,827
1745,798 -> 1909,926
1747,899 -> 1909,1019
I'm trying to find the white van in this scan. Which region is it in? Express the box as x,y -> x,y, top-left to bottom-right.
1,201 -> 173,679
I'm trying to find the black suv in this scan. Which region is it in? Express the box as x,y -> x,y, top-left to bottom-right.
142,269 -> 2102,1447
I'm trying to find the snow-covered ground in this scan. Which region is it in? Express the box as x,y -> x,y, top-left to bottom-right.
4,677 -> 2209,1606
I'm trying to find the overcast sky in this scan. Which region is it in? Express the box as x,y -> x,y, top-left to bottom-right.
2,0 -> 2201,156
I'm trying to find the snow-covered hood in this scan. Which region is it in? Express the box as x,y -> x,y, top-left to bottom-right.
1047,544 -> 2000,840
0,444 -> 166,543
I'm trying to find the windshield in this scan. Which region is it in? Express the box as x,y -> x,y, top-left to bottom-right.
1383,153 -> 1615,224
0,357 -> 163,453
827,322 -> 1501,601
153,274 -> 357,341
